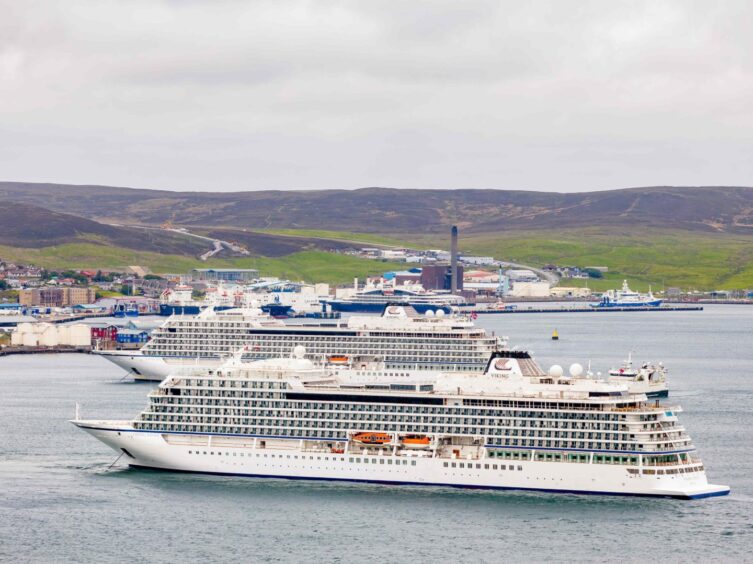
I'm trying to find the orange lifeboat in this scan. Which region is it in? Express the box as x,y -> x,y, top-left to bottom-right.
328,355 -> 349,365
352,432 -> 392,445
401,435 -> 430,447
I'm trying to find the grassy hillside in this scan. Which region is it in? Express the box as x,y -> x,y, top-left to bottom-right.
0,243 -> 403,284
462,228 -> 753,290
256,229 -> 410,247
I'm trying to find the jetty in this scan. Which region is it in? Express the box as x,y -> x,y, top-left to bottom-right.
468,305 -> 703,315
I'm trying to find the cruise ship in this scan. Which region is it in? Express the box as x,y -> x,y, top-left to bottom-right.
73,350 -> 727,499
325,284 -> 467,314
97,306 -> 504,381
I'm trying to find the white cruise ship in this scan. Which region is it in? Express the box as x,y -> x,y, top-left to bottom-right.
97,306 -> 504,381
74,350 -> 727,499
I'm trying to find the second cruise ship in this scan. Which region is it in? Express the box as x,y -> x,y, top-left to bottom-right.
97,306 -> 505,381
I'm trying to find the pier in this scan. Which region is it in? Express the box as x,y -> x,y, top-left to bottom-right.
468,305 -> 703,315
0,345 -> 92,357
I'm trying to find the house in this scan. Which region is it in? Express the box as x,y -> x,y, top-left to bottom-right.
116,329 -> 150,344
90,323 -> 118,343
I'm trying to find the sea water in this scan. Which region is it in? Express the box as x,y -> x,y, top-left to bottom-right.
1,305 -> 751,562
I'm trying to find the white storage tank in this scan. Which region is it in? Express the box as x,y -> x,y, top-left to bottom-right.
67,324 -> 91,346
38,325 -> 60,347
22,332 -> 39,347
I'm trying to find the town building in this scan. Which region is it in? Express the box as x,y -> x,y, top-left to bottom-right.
509,281 -> 551,298
549,287 -> 592,298
191,268 -> 260,282
18,287 -> 96,307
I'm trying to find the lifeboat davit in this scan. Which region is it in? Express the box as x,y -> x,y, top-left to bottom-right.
401,435 -> 430,447
352,432 -> 392,445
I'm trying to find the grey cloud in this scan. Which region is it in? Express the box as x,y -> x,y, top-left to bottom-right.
0,0 -> 751,191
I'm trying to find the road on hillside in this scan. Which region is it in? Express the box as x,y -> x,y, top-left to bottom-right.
107,223 -> 250,261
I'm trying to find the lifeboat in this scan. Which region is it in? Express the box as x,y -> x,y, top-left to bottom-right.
331,446 -> 345,454
352,432 -> 392,445
327,355 -> 349,365
401,435 -> 430,447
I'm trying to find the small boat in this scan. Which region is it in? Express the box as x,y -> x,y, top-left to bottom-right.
609,352 -> 638,378
327,355 -> 349,365
401,435 -> 430,448
552,329 -> 559,340
330,446 -> 345,454
352,432 -> 391,445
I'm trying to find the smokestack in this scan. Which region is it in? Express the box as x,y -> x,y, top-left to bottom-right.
450,225 -> 458,294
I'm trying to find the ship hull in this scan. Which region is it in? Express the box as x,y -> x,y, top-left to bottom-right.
590,300 -> 663,308
74,423 -> 729,500
94,350 -> 220,381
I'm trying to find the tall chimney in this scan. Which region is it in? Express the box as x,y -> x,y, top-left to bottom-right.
450,225 -> 458,294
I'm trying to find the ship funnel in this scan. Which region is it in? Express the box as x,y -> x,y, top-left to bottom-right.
450,225 -> 458,294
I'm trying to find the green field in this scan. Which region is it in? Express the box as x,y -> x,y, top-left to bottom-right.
256,229 -> 410,247
5,226 -> 753,290
0,243 -> 404,284
461,228 -> 753,291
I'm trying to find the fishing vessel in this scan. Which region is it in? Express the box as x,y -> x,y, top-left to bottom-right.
608,353 -> 668,399
591,280 -> 662,308
325,283 -> 467,314
73,349 -> 727,499
96,305 -> 504,381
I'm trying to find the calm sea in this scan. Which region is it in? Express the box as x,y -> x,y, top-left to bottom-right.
1,305 -> 752,563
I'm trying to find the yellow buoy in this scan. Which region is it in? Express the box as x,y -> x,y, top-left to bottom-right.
552,328 -> 559,340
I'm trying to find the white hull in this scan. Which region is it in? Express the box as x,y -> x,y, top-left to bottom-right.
75,422 -> 729,500
95,351 -> 219,381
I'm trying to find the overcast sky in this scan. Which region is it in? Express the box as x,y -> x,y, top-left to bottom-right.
1,1 -> 751,192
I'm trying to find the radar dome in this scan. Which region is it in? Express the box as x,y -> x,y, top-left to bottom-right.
548,364 -> 564,378
293,345 -> 306,359
424,310 -> 435,317
569,363 -> 584,377
436,309 -> 446,318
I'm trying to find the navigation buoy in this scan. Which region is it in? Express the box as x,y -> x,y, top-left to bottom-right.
552,329 -> 559,340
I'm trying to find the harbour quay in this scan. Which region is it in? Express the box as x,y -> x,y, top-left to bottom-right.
465,304 -> 703,315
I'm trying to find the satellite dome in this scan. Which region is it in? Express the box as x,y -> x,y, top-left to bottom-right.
293,345 -> 306,359
436,309 -> 446,318
425,310 -> 435,317
569,363 -> 584,377
548,364 -> 564,378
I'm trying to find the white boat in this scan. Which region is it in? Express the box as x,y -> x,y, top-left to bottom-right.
95,306 -> 505,381
73,349 -> 728,499
608,353 -> 668,399
591,280 -> 663,308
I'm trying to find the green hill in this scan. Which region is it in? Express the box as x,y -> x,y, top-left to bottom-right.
0,242 -> 404,285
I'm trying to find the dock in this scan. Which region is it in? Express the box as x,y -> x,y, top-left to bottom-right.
469,305 -> 703,315
0,345 -> 92,357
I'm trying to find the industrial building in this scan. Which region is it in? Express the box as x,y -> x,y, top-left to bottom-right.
419,264 -> 465,292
